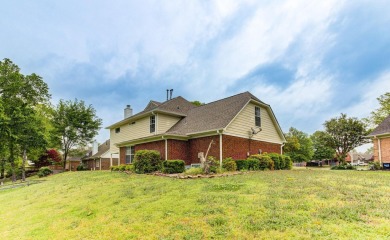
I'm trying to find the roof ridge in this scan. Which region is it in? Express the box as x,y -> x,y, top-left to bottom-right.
199,91 -> 257,107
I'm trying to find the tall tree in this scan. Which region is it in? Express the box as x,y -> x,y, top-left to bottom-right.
310,131 -> 335,160
0,58 -> 50,181
364,92 -> 390,130
284,127 -> 314,162
324,113 -> 368,164
51,99 -> 102,170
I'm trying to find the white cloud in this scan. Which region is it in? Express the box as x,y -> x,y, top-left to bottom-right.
344,71 -> 390,119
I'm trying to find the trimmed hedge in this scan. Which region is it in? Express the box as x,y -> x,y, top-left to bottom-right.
222,157 -> 237,171
248,154 -> 274,170
283,155 -> 293,170
162,160 -> 185,174
111,164 -> 134,172
235,160 -> 249,171
133,150 -> 162,174
267,153 -> 282,169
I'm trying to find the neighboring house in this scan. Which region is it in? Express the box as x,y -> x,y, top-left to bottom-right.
106,91 -> 286,166
345,152 -> 374,165
65,156 -> 81,171
368,114 -> 390,167
82,140 -> 119,170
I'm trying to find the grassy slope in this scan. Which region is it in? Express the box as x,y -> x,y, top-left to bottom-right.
1,170 -> 390,239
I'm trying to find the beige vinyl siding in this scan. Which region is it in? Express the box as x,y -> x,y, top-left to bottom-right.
157,114 -> 181,134
110,116 -> 155,153
225,103 -> 284,144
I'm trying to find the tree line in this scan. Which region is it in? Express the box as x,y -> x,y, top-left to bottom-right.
283,92 -> 390,164
0,58 -> 102,183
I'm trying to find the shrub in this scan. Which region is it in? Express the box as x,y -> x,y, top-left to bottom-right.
162,160 -> 185,174
133,150 -> 162,174
235,160 -> 249,171
111,166 -> 120,171
118,164 -> 127,171
184,167 -> 204,175
206,156 -> 219,174
249,154 -> 274,170
283,155 -> 293,170
77,164 -> 87,171
246,158 -> 260,170
222,157 -> 237,172
125,164 -> 134,172
331,164 -> 356,170
369,161 -> 382,170
37,167 -> 52,178
267,153 -> 282,170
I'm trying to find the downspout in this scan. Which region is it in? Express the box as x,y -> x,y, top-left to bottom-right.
110,153 -> 113,168
378,137 -> 382,165
162,136 -> 168,160
280,143 -> 285,155
217,130 -> 223,168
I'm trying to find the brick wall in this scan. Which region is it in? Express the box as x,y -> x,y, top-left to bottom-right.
119,147 -> 126,164
188,136 -> 220,164
223,134 -> 281,160
134,140 -> 166,160
374,137 -> 390,163
168,140 -> 189,163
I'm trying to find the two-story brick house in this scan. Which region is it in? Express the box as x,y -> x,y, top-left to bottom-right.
106,92 -> 286,166
368,114 -> 390,168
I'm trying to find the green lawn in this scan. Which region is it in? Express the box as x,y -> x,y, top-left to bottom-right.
1,170 -> 390,239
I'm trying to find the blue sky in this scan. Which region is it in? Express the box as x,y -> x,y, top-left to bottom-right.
1,0 -> 390,150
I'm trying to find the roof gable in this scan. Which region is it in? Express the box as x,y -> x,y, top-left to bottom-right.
368,114 -> 390,136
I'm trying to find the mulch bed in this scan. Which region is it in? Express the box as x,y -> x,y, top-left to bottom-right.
150,171 -> 248,179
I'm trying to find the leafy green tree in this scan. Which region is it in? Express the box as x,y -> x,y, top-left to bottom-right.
310,131 -> 335,160
284,127 -> 314,162
190,100 -> 204,106
324,113 -> 368,164
51,99 -> 102,170
364,92 -> 390,129
0,58 -> 50,181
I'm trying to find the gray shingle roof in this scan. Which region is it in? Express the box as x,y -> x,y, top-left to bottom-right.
368,114 -> 390,136
84,139 -> 110,160
106,97 -> 196,129
166,92 -> 266,135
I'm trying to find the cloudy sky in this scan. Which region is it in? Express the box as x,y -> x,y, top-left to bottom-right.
1,0 -> 390,150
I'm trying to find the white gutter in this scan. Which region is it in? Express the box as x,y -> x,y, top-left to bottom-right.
280,143 -> 285,155
217,130 -> 223,168
110,153 -> 113,168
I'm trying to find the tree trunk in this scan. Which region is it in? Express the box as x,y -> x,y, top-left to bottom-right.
22,148 -> 27,182
63,150 -> 67,171
9,140 -> 16,182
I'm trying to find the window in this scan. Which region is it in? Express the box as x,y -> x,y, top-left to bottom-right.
255,106 -> 261,127
126,146 -> 135,164
115,127 -> 120,133
150,115 -> 155,133
96,159 -> 100,167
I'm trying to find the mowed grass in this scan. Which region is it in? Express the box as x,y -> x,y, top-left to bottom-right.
1,170 -> 390,239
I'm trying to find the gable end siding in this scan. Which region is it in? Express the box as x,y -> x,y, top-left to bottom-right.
225,103 -> 283,144
157,114 -> 181,134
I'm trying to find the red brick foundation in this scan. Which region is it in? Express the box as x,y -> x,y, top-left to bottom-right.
134,140 -> 166,160
223,135 -> 281,160
168,140 -> 189,163
373,137 -> 390,163
118,135 -> 282,165
188,136 -> 220,164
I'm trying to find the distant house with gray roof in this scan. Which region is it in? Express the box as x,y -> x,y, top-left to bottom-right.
368,114 -> 390,167
106,91 -> 286,166
82,139 -> 119,170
